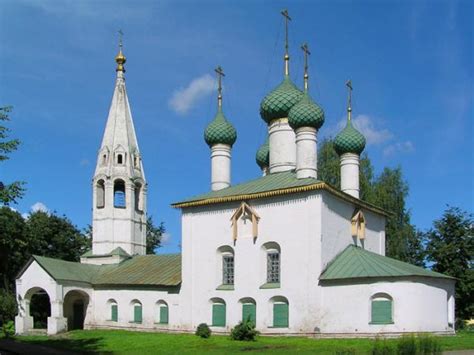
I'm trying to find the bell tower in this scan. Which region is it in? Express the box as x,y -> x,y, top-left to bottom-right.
91,35 -> 147,256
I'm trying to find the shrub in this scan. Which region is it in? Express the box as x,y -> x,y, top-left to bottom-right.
417,335 -> 441,355
195,323 -> 211,338
372,337 -> 394,355
0,290 -> 17,325
397,335 -> 417,355
2,321 -> 15,338
230,318 -> 259,341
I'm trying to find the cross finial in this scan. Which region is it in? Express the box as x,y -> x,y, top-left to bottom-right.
215,66 -> 225,108
301,43 -> 311,91
118,29 -> 124,49
281,9 -> 291,76
115,29 -> 126,73
346,80 -> 353,121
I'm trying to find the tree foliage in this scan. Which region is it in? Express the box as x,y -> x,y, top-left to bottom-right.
0,106 -> 26,205
146,216 -> 165,254
424,207 -> 473,319
317,138 -> 423,265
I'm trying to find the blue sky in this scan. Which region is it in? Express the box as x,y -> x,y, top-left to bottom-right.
1,0 -> 472,254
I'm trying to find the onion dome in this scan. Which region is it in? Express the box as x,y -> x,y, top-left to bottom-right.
260,76 -> 304,124
204,107 -> 237,147
334,118 -> 366,155
288,93 -> 325,129
256,137 -> 269,169
115,48 -> 126,72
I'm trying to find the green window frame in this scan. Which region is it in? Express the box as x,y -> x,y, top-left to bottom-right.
370,299 -> 393,324
159,305 -> 169,324
134,304 -> 142,323
242,303 -> 256,324
273,303 -> 289,328
111,304 -> 118,322
212,303 -> 226,327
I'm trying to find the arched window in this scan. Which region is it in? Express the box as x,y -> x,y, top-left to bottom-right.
117,154 -> 123,165
216,246 -> 234,289
102,154 -> 107,165
114,180 -> 126,208
156,300 -> 169,324
240,298 -> 256,325
270,296 -> 289,328
131,300 -> 142,323
370,293 -> 393,324
96,180 -> 105,208
211,298 -> 226,327
262,242 -> 281,285
107,299 -> 118,322
135,182 -> 142,212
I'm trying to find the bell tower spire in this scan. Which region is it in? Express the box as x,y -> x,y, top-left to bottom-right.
90,34 -> 147,259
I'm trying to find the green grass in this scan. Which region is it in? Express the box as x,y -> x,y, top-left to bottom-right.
7,329 -> 474,354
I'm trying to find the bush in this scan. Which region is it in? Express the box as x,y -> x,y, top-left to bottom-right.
0,290 -> 17,325
230,318 -> 259,341
372,337 -> 394,355
2,321 -> 15,338
397,335 -> 417,355
195,323 -> 211,338
417,335 -> 441,355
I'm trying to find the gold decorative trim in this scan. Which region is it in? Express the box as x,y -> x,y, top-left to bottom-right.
171,182 -> 389,216
269,117 -> 289,125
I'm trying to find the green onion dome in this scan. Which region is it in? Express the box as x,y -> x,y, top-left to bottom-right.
255,137 -> 269,169
288,92 -> 325,130
260,76 -> 304,124
334,119 -> 366,155
204,108 -> 237,147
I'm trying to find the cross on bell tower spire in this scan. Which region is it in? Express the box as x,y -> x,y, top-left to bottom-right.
281,9 -> 291,76
301,43 -> 311,91
346,80 -> 353,122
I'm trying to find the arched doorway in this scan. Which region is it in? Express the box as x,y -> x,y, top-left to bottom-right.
63,290 -> 90,331
25,287 -> 51,331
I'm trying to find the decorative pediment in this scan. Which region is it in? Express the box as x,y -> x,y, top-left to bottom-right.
230,202 -> 260,240
351,209 -> 366,240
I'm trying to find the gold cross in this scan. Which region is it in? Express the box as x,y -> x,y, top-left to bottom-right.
215,66 -> 225,107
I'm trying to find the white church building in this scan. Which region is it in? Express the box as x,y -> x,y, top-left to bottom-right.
15,24 -> 456,337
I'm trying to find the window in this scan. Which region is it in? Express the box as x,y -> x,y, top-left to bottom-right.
135,183 -> 142,212
102,154 -> 107,165
223,255 -> 234,285
114,180 -> 126,208
156,301 -> 169,324
117,154 -> 123,165
271,297 -> 289,328
133,303 -> 142,323
212,302 -> 226,327
267,251 -> 280,283
96,180 -> 105,208
242,303 -> 256,324
370,294 -> 393,324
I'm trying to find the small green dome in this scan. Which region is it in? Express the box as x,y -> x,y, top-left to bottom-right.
204,108 -> 237,147
260,76 -> 304,124
255,138 -> 269,169
288,92 -> 325,129
334,120 -> 366,155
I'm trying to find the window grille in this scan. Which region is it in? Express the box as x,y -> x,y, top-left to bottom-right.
267,251 -> 280,283
222,255 -> 234,285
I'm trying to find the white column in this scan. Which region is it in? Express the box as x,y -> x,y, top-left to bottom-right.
47,300 -> 67,335
295,127 -> 317,179
340,153 -> 360,198
15,298 -> 33,334
269,119 -> 296,173
211,144 -> 231,191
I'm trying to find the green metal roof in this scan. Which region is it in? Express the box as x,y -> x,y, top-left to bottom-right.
172,171 -> 388,216
94,254 -> 181,286
255,137 -> 269,169
288,92 -> 325,130
204,107 -> 237,147
27,254 -> 181,287
81,247 -> 130,258
320,245 -> 454,281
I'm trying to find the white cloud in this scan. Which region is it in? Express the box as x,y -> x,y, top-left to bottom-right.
336,114 -> 393,146
31,202 -> 49,214
168,74 -> 215,115
161,232 -> 171,245
383,141 -> 415,156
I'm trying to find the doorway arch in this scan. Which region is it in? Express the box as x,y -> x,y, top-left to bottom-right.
63,290 -> 90,330
25,287 -> 51,330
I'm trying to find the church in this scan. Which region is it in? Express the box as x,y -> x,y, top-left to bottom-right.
15,17 -> 455,336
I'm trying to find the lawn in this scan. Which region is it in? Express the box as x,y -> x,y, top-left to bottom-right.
6,329 -> 474,354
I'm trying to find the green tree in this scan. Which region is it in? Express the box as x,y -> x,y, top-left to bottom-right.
0,106 -> 26,205
424,207 -> 473,319
146,216 -> 165,254
25,211 -> 90,262
0,207 -> 27,291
